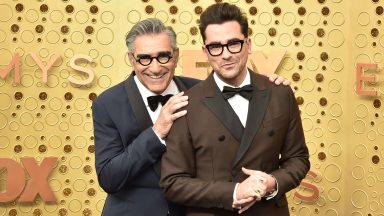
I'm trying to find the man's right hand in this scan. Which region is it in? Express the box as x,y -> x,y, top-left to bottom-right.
152,92 -> 188,139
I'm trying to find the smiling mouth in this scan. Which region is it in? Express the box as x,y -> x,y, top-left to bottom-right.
146,73 -> 167,79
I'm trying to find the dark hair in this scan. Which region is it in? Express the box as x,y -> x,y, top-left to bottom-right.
199,3 -> 248,43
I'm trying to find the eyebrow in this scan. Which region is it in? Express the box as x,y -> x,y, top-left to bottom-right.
136,51 -> 172,58
207,38 -> 244,45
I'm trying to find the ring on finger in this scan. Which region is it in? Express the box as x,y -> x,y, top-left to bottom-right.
254,188 -> 261,197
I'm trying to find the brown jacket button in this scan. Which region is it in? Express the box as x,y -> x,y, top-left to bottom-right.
218,135 -> 225,141
268,130 -> 275,136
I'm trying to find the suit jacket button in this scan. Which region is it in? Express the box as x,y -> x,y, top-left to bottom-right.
268,130 -> 275,136
218,135 -> 225,141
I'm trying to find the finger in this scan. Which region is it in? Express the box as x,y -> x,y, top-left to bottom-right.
170,110 -> 187,121
242,168 -> 266,177
241,167 -> 253,176
269,73 -> 278,82
232,204 -> 241,209
232,197 -> 254,205
165,91 -> 185,103
274,77 -> 283,85
168,100 -> 188,113
238,200 -> 256,214
252,188 -> 261,199
255,187 -> 267,198
166,95 -> 188,106
283,79 -> 291,86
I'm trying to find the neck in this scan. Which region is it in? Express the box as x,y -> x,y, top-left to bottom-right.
222,69 -> 247,87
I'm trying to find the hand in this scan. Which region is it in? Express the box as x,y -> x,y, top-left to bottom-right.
241,167 -> 277,197
152,92 -> 188,139
235,168 -> 267,201
232,198 -> 256,214
269,73 -> 291,86
232,167 -> 277,213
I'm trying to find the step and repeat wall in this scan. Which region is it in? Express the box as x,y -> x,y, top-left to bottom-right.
0,0 -> 383,215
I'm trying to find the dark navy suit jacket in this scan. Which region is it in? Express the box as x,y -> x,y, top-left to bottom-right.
93,73 -> 199,216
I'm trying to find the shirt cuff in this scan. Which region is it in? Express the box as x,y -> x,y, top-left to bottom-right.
233,183 -> 240,201
152,128 -> 166,146
265,175 -> 278,200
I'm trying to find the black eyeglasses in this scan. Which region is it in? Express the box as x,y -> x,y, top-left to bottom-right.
132,53 -> 173,66
205,40 -> 245,57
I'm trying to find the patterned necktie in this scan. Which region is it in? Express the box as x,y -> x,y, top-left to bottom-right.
222,84 -> 253,100
147,94 -> 173,111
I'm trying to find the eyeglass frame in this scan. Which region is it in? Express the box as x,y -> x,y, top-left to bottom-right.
130,51 -> 174,66
204,39 -> 246,57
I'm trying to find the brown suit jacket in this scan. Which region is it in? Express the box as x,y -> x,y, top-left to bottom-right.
160,70 -> 310,216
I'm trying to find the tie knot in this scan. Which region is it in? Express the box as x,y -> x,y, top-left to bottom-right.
147,94 -> 173,111
222,84 -> 253,100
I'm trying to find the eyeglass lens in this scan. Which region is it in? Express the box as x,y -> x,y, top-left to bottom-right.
206,40 -> 244,56
134,53 -> 173,66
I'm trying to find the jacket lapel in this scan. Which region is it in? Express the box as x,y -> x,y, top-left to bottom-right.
173,76 -> 188,91
124,72 -> 153,132
125,73 -> 164,176
124,73 -> 190,176
232,71 -> 271,168
202,73 -> 244,143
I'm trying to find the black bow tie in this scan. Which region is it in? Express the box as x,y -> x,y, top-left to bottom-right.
222,84 -> 253,100
147,94 -> 173,111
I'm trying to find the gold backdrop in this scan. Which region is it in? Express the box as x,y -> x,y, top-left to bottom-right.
0,0 -> 383,215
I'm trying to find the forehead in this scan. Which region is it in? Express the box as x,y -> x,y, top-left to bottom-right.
133,32 -> 173,54
204,21 -> 244,44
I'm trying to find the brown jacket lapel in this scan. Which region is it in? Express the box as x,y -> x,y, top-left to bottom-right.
232,71 -> 271,168
202,73 -> 244,143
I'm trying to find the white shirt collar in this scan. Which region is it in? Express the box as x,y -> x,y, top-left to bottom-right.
213,69 -> 251,91
134,75 -> 179,107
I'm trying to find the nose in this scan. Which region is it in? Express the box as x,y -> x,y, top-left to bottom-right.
148,58 -> 161,72
221,46 -> 232,59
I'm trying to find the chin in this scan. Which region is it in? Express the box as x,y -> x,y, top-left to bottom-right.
149,86 -> 167,94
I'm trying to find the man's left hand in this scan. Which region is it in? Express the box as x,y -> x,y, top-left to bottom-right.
232,167 -> 277,213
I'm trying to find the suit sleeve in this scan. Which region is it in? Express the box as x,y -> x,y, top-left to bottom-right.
93,99 -> 165,194
270,87 -> 310,198
160,115 -> 236,210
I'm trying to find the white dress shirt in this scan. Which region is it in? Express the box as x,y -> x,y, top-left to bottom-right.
134,76 -> 179,122
213,71 -> 250,127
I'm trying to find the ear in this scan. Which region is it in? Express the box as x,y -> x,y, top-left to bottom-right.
173,48 -> 180,63
128,52 -> 135,65
247,38 -> 252,54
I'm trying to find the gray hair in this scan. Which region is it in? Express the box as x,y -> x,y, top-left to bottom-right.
125,18 -> 177,53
